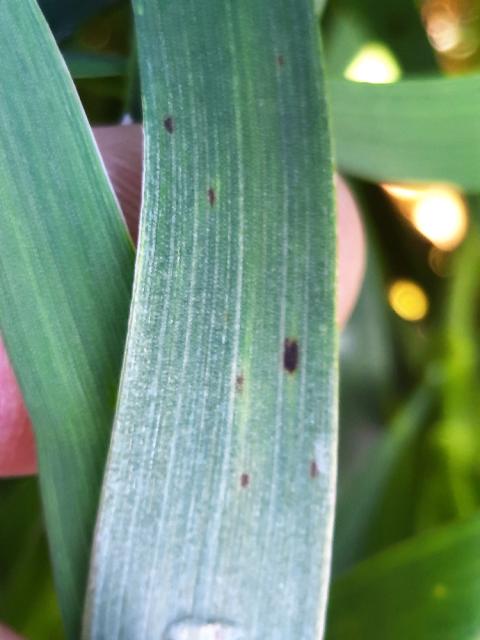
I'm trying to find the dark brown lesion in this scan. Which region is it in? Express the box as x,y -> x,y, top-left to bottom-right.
163,116 -> 174,133
240,473 -> 250,488
283,338 -> 299,373
310,460 -> 319,479
208,187 -> 216,206
276,54 -> 285,67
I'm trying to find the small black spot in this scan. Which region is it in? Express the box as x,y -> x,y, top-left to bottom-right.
236,374 -> 244,392
164,116 -> 174,133
310,460 -> 319,479
283,338 -> 299,373
241,473 -> 250,488
277,54 -> 285,67
208,187 -> 216,206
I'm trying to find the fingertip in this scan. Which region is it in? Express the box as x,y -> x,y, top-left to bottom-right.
0,339 -> 37,477
336,175 -> 366,327
0,624 -> 24,640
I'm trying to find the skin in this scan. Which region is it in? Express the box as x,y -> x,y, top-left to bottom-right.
0,125 -> 365,637
0,625 -> 22,640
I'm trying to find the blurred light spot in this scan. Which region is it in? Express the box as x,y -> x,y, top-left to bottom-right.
382,183 -> 420,202
432,583 -> 448,599
388,280 -> 429,322
344,43 -> 401,84
382,182 -> 468,252
412,187 -> 467,251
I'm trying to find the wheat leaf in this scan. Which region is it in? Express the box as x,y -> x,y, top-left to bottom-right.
84,1 -> 337,638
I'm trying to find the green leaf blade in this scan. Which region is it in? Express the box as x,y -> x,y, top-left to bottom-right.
85,1 -> 337,638
331,76 -> 480,191
0,2 -> 134,636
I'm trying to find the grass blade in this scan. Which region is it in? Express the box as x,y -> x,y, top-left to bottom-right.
331,76 -> 480,191
85,1 -> 337,638
63,50 -> 127,79
0,2 -> 134,636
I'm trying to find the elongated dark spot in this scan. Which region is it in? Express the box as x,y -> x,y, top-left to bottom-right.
310,460 -> 319,478
283,338 -> 299,373
164,116 -> 174,133
277,54 -> 285,67
208,187 -> 216,206
241,473 -> 250,488
236,374 -> 244,392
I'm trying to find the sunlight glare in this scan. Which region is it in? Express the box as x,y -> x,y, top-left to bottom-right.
412,187 -> 467,251
388,280 -> 429,322
344,43 -> 401,84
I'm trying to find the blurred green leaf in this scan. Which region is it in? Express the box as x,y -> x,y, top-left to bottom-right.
327,515 -> 480,639
334,384 -> 433,576
415,231 -> 480,532
0,480 -> 63,639
64,50 -> 127,78
331,75 -> 480,191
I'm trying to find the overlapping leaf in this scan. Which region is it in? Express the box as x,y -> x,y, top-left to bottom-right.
331,75 -> 480,191
0,2 -> 134,637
